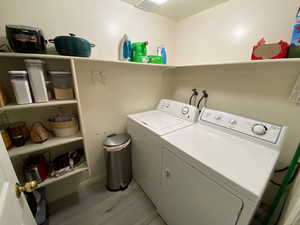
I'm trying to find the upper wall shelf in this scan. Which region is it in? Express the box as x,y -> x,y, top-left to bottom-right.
0,52 -> 174,69
1,52 -> 300,72
175,58 -> 300,72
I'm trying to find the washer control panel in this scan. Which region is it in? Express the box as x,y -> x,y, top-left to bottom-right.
200,108 -> 283,144
157,99 -> 198,122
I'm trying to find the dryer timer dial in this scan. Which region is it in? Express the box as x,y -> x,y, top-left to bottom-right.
252,124 -> 267,136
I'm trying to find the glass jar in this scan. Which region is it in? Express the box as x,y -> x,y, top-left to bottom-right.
8,122 -> 29,147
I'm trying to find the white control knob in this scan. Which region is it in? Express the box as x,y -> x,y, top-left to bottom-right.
252,124 -> 267,135
181,106 -> 189,115
215,115 -> 222,120
229,119 -> 237,125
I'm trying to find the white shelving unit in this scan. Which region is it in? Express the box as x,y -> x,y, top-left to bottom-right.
0,53 -> 90,188
8,133 -> 83,158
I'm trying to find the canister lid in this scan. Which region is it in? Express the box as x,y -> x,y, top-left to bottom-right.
103,133 -> 130,147
6,25 -> 41,32
8,70 -> 27,75
49,71 -> 72,77
49,71 -> 71,75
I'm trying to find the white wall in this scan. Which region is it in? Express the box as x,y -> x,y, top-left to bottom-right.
0,0 -> 176,64
174,0 -> 299,64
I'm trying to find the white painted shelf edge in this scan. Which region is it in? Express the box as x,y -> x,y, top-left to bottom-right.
0,52 -> 173,68
38,163 -> 88,188
8,132 -> 83,158
1,52 -> 300,69
175,58 -> 300,68
0,100 -> 78,112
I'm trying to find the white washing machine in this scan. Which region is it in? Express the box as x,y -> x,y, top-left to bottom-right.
159,107 -> 287,225
127,99 -> 199,205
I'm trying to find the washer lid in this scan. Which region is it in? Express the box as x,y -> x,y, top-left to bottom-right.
103,133 -> 130,147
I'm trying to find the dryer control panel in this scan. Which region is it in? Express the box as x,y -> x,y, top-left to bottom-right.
157,99 -> 198,122
200,108 -> 283,144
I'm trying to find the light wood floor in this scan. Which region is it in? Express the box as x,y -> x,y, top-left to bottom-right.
49,181 -> 166,225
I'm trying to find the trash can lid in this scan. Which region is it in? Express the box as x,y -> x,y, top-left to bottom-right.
103,133 -> 131,147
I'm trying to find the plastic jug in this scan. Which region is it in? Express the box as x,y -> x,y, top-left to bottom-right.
131,42 -> 148,63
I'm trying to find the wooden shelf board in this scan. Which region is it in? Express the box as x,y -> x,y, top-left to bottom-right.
38,163 -> 88,188
8,133 -> 83,158
0,100 -> 77,112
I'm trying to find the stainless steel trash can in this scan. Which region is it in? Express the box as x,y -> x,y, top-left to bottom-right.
103,133 -> 132,191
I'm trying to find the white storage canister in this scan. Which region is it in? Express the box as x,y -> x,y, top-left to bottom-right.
24,59 -> 49,103
8,71 -> 33,105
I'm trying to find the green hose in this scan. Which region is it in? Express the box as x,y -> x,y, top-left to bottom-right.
263,142 -> 300,225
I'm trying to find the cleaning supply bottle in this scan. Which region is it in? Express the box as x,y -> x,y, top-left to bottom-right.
119,34 -> 127,60
124,39 -> 132,61
157,46 -> 162,56
161,46 -> 167,64
131,41 -> 148,63
119,34 -> 131,61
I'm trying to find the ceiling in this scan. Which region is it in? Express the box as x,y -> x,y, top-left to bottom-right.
121,0 -> 229,21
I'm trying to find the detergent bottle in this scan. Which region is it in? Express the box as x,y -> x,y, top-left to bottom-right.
131,41 -> 148,63
119,34 -> 131,61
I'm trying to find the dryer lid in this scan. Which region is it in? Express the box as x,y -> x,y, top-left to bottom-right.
130,111 -> 186,131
